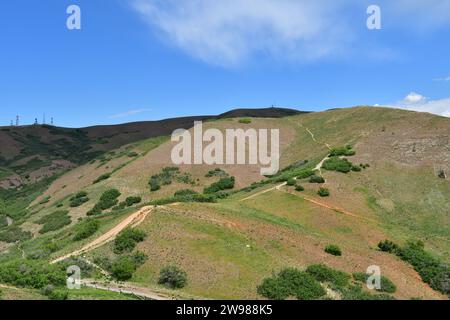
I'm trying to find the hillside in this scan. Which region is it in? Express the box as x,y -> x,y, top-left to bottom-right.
0,106 -> 449,300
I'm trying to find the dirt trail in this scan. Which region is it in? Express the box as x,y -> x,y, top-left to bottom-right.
81,279 -> 173,300
51,206 -> 153,264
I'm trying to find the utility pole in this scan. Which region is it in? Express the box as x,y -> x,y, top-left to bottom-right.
34,118 -> 38,125
15,115 -> 19,126
43,113 -> 46,125
51,117 -> 54,126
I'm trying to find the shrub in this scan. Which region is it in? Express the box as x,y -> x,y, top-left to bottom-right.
37,210 -> 71,234
438,170 -> 446,179
395,240 -> 449,295
0,260 -> 66,289
39,196 -> 51,205
69,196 -> 89,208
47,288 -> 69,300
114,228 -> 146,254
93,172 -> 111,184
295,185 -> 305,192
286,178 -> 296,186
309,175 -> 325,184
352,272 -> 397,293
329,145 -> 356,157
125,196 -> 142,207
324,244 -> 341,256
149,177 -> 161,192
130,251 -> 148,267
111,256 -> 136,281
0,226 -> 32,243
88,189 -> 121,215
0,214 -> 8,228
341,284 -> 395,300
158,265 -> 188,289
257,268 -> 326,300
205,168 -> 228,178
149,167 -> 180,192
127,152 -> 139,158
351,165 -> 362,172
318,188 -> 330,197
204,177 -> 235,194
239,118 -> 252,124
322,157 -> 353,173
73,219 -> 100,241
378,240 -> 399,253
306,264 -> 350,289
69,191 -> 89,208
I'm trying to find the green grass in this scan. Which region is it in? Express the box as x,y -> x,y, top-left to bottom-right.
67,287 -> 139,300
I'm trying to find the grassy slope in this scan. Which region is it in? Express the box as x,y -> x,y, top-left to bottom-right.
1,107 -> 449,300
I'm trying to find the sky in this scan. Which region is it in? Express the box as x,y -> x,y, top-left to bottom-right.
0,0 -> 449,128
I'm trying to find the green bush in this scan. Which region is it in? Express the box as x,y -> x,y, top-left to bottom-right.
47,288 -> 69,300
39,196 -> 51,205
149,177 -> 161,192
69,198 -> 86,208
87,189 -> 121,215
295,185 -> 305,192
306,264 -> 350,289
125,196 -> 142,207
111,256 -> 136,281
329,145 -> 356,157
396,240 -> 449,295
69,195 -> 89,207
37,210 -> 71,234
0,214 -> 8,228
324,244 -> 341,256
257,268 -> 326,300
204,177 -> 235,194
0,226 -> 32,243
158,265 -> 188,289
286,178 -> 296,186
318,188 -> 330,197
205,168 -> 228,178
352,272 -> 397,293
114,228 -> 146,254
0,260 -> 66,289
93,172 -> 111,184
351,165 -> 362,172
322,157 -> 354,173
341,284 -> 395,300
149,167 -> 180,192
378,240 -> 399,253
309,175 -> 325,184
238,118 -> 252,124
73,219 -> 100,241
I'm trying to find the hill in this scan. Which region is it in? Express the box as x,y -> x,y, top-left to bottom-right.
0,106 -> 449,300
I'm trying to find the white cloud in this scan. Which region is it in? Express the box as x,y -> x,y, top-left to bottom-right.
131,0 -> 352,66
435,76 -> 450,81
131,0 -> 450,66
403,92 -> 427,104
388,92 -> 450,117
108,108 -> 152,119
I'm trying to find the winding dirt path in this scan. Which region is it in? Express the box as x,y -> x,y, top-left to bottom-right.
51,206 -> 153,264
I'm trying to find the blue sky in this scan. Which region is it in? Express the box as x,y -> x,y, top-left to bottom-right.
1,0 -> 449,127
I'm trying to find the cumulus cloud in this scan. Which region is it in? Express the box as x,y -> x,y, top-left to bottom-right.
108,108 -> 152,119
131,0 -> 450,66
388,93 -> 450,117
